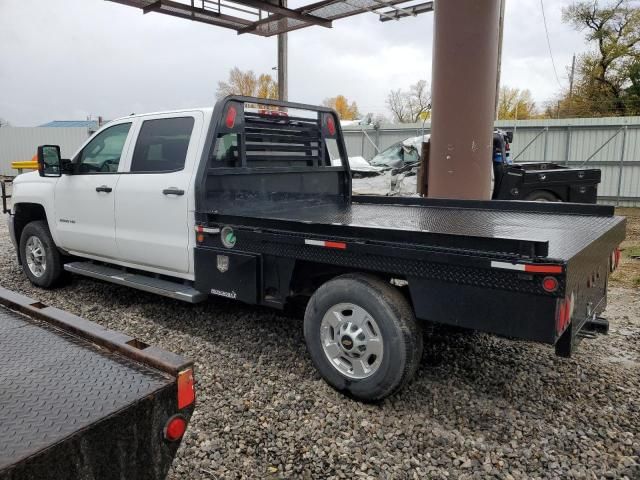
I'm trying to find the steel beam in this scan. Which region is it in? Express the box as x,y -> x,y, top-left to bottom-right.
378,1 -> 433,22
233,0 -> 332,26
140,0 -> 252,29
427,0 -> 501,200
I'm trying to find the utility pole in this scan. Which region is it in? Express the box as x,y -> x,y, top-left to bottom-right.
428,0 -> 501,200
567,53 -> 576,117
568,53 -> 576,98
277,0 -> 288,101
495,0 -> 506,118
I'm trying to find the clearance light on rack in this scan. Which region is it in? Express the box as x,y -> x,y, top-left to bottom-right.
325,114 -> 336,136
225,105 -> 237,129
305,239 -> 347,250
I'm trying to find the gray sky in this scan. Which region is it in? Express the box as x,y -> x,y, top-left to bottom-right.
0,0 -> 588,126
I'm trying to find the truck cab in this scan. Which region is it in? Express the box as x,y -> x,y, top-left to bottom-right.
10,109 -> 209,282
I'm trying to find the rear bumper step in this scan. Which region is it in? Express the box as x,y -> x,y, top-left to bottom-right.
64,262 -> 206,303
579,316 -> 609,336
555,316 -> 609,357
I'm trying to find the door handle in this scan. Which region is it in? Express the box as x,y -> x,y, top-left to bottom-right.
95,185 -> 112,193
163,187 -> 185,196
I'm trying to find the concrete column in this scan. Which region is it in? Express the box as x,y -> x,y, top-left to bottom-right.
427,0 -> 501,200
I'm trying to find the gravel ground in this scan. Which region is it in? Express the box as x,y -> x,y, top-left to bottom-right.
0,219 -> 638,480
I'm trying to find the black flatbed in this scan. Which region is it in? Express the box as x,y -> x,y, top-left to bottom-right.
0,288 -> 194,480
204,195 -> 625,262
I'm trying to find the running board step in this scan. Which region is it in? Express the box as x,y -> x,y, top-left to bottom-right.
64,262 -> 206,303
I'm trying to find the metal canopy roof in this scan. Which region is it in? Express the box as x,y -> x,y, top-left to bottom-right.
107,0 -> 430,36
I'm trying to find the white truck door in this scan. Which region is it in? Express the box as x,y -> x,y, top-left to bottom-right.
54,122 -> 134,259
114,113 -> 202,275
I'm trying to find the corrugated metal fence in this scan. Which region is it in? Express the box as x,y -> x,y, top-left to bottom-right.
2,119 -> 639,206
0,127 -> 90,176
343,116 -> 640,206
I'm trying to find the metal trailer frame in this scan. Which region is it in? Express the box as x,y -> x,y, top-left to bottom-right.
0,287 -> 195,480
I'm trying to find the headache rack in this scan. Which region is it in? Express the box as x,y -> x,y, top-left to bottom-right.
204,96 -> 349,171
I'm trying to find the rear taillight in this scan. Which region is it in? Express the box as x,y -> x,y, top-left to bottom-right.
177,368 -> 195,409
542,276 -> 559,293
164,415 -> 187,442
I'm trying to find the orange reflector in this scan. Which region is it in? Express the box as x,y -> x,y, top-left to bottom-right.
164,415 -> 187,442
177,368 -> 195,409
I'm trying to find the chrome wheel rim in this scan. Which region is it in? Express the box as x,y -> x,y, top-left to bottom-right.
25,236 -> 46,278
320,303 -> 384,379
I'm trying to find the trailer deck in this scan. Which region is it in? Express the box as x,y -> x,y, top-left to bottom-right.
0,287 -> 194,480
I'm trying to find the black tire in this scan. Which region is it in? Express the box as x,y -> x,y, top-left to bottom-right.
304,273 -> 423,402
19,220 -> 64,288
525,190 -> 560,202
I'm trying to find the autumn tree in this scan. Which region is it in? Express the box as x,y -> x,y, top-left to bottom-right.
386,80 -> 431,123
497,87 -> 537,119
216,67 -> 278,99
558,0 -> 640,116
323,95 -> 360,120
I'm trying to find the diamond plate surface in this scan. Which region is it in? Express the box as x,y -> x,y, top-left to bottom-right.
237,237 -> 562,296
0,308 -> 171,471
218,200 -> 624,261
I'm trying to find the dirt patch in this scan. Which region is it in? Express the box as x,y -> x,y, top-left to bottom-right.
611,207 -> 640,288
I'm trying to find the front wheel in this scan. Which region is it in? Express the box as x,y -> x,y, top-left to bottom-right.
304,273 -> 423,402
19,220 -> 64,288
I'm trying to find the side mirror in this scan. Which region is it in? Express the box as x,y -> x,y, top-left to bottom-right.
37,145 -> 62,177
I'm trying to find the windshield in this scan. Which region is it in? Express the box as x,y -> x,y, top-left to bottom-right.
369,141 -> 420,167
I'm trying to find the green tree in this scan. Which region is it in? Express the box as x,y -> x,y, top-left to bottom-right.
559,0 -> 640,116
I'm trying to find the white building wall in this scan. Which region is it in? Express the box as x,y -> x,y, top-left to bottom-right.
0,127 -> 90,176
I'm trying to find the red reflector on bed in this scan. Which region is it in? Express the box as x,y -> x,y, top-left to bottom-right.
177,368 -> 195,409
524,264 -> 563,274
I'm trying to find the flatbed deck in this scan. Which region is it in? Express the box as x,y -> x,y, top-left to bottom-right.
204,196 -> 625,261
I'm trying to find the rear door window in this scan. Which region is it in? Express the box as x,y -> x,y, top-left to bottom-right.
130,117 -> 195,173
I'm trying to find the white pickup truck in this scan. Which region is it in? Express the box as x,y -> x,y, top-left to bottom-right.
6,96 -> 625,401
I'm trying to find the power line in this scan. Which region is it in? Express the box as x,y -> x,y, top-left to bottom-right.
540,0 -> 563,89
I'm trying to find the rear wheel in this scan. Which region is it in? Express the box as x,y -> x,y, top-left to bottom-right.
304,273 -> 423,402
19,220 -> 64,288
525,190 -> 560,202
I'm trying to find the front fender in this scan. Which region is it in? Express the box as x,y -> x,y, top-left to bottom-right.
12,173 -> 60,245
